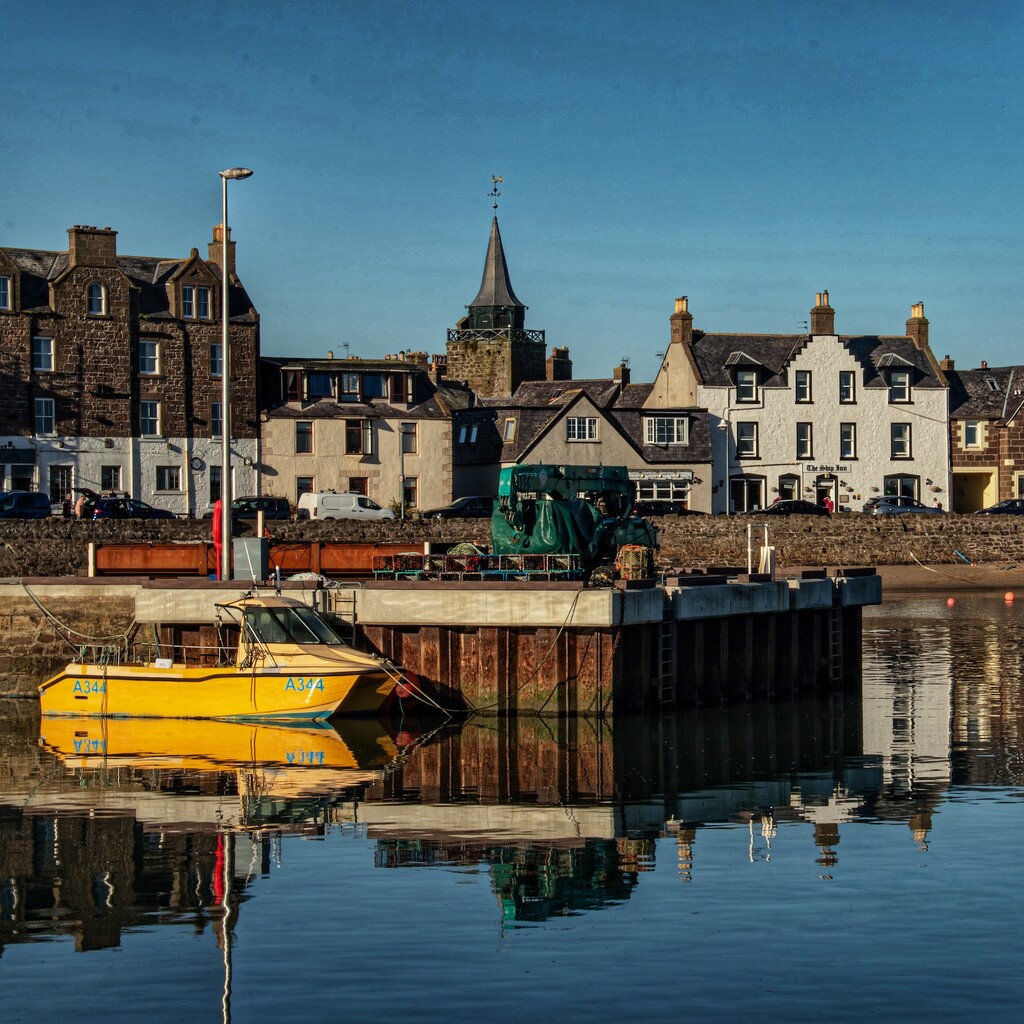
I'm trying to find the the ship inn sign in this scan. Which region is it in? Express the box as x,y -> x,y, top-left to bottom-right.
804,464 -> 849,474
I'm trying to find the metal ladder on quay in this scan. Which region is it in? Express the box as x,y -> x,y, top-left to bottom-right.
659,613 -> 677,709
828,606 -> 844,686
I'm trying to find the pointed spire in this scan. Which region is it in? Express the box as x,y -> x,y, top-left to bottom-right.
467,217 -> 525,330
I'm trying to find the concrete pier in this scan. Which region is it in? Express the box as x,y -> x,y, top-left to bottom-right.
0,570 -> 881,712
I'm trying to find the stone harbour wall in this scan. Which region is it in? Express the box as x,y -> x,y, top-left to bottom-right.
1,512 -> 1023,578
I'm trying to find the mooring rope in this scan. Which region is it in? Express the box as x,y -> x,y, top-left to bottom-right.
21,581 -> 135,651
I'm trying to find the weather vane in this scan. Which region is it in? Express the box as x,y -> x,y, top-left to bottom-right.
489,175 -> 503,209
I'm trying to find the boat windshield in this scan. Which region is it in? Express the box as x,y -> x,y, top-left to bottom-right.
243,605 -> 346,645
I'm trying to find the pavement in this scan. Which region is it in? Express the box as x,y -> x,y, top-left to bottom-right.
868,562 -> 1024,596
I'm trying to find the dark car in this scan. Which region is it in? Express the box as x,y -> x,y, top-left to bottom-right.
419,495 -> 495,519
0,490 -> 52,518
745,499 -> 831,517
91,496 -> 175,520
632,500 -> 705,517
863,496 -> 944,516
230,496 -> 292,521
975,499 -> 1024,515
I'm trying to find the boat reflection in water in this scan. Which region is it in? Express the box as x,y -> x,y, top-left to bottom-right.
34,715 -> 402,828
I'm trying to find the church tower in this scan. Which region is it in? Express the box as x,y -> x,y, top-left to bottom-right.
446,216 -> 546,397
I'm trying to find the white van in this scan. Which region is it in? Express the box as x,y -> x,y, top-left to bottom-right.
297,492 -> 397,521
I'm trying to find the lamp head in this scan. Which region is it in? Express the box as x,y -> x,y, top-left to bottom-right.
220,167 -> 254,180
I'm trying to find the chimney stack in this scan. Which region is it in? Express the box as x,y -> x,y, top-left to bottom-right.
670,295 -> 694,347
546,346 -> 573,381
613,362 -> 630,386
67,225 -> 118,268
810,290 -> 835,335
208,224 -> 237,279
939,354 -> 955,371
906,302 -> 929,350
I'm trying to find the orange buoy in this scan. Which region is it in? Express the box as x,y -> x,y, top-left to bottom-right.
946,597 -> 955,607
1006,592 -> 1015,603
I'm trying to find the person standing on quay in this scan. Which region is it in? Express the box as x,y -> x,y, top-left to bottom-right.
823,494 -> 834,514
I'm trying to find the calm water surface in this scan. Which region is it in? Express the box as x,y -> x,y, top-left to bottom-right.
2,595 -> 1023,1023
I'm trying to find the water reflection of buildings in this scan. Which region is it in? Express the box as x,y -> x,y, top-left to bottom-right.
0,642 -> 989,945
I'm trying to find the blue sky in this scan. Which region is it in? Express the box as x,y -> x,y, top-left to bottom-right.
4,0 -> 1022,381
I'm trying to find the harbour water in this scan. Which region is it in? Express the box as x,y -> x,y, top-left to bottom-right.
2,594 -> 1022,1023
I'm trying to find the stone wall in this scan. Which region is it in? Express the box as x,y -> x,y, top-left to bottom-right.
0,592 -> 135,695
2,512 -> 1023,578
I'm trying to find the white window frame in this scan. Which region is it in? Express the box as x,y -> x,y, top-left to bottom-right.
889,369 -> 911,403
156,465 -> 181,492
736,421 -> 759,458
32,336 -> 53,373
795,422 -> 813,460
1,274 -> 12,310
197,286 -> 211,320
735,369 -> 758,403
139,339 -> 160,376
101,465 -> 121,492
962,420 -> 982,449
140,400 -> 160,437
794,370 -> 812,403
566,417 -> 598,441
211,401 -> 223,439
644,416 -> 689,446
502,417 -> 517,442
87,281 -> 107,316
210,342 -> 223,377
34,397 -> 55,435
840,422 -> 857,460
891,423 -> 911,459
839,370 -> 856,403
181,285 -> 195,319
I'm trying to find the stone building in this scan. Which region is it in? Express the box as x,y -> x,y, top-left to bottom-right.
259,351 -> 474,512
946,359 -> 1024,510
0,224 -> 259,514
651,293 -> 950,513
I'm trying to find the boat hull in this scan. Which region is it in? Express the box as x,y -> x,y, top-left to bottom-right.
38,661 -> 396,721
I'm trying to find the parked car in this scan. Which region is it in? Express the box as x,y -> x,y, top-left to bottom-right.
296,492 -> 396,521
419,495 -> 495,519
743,499 -> 830,517
230,496 -> 292,521
631,500 -> 705,517
975,499 -> 1024,515
0,490 -> 52,518
91,496 -> 175,520
863,496 -> 944,515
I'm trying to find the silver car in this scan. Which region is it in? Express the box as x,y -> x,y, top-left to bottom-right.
864,496 -> 945,515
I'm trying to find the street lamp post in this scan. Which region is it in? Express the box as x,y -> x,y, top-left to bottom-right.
220,167 -> 253,582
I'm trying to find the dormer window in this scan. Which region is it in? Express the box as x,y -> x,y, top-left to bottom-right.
340,373 -> 360,402
645,416 -> 689,445
503,417 -> 518,442
735,368 -> 759,403
87,282 -> 107,316
182,284 -> 212,320
0,274 -> 11,310
888,369 -> 911,403
307,372 -> 334,399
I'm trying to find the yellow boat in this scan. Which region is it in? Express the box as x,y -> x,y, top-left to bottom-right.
38,595 -> 399,721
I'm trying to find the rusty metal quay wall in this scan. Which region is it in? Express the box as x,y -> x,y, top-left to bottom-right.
0,571 -> 880,712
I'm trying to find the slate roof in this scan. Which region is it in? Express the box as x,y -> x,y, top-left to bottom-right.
947,366 -> 1024,420
468,217 -> 524,310
0,246 -> 257,322
690,331 -> 945,389
490,378 -> 712,465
